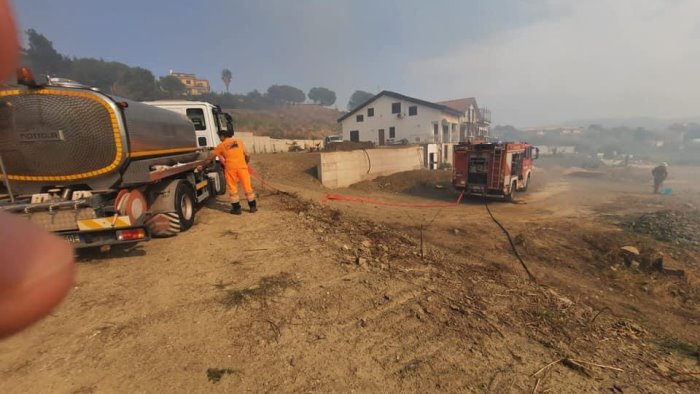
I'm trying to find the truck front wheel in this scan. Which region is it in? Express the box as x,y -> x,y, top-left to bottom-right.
176,181 -> 196,230
212,167 -> 226,196
147,179 -> 196,236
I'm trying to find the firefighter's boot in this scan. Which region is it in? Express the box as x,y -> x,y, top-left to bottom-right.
248,199 -> 257,213
230,202 -> 242,215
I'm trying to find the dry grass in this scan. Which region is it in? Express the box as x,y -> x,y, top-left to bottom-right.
206,368 -> 238,383
221,272 -> 299,308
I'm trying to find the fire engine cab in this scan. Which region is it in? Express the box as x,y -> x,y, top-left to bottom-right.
452,142 -> 538,201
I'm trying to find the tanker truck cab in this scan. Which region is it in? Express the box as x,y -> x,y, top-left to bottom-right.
143,100 -> 233,149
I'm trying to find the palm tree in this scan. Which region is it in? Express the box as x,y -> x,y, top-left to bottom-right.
221,69 -> 232,92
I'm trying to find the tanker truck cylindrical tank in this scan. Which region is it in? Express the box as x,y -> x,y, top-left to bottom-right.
0,86 -> 198,194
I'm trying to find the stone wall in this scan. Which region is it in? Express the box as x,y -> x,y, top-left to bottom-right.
318,147 -> 424,188
236,132 -> 322,154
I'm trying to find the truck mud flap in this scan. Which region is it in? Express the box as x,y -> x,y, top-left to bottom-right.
145,212 -> 181,237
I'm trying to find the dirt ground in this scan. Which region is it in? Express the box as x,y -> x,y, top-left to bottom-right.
1,153 -> 699,393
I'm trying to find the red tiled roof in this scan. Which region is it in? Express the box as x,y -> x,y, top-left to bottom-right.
436,97 -> 478,113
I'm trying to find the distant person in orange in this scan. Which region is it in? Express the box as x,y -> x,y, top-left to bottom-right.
201,128 -> 257,214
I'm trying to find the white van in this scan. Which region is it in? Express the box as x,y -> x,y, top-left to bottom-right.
324,135 -> 343,147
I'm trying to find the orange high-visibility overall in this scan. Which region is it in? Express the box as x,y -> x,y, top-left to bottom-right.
212,137 -> 255,203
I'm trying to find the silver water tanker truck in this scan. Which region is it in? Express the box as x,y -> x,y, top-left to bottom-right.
0,73 -> 228,248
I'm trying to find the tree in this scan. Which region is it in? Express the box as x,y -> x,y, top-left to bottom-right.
158,75 -> 186,97
347,90 -> 374,111
68,58 -> 129,92
266,84 -> 306,104
308,87 -> 336,106
113,67 -> 158,100
23,29 -> 69,76
221,68 -> 232,92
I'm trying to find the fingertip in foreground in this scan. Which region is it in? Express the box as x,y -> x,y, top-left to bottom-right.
0,0 -> 19,81
0,212 -> 75,338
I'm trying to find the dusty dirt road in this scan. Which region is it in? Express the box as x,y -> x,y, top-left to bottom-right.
1,153 -> 698,393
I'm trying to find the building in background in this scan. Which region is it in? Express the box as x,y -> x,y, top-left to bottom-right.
437,97 -> 491,139
338,90 -> 490,145
337,90 -> 491,168
169,70 -> 210,96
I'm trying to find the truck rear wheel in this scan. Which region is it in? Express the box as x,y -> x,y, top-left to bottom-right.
147,179 -> 196,236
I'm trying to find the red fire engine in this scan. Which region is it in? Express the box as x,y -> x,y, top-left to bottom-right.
452,142 -> 538,200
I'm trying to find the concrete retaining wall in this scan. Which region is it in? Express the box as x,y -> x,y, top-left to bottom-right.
236,132 -> 322,154
319,147 -> 424,188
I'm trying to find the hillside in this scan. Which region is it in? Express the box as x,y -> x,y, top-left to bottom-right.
227,105 -> 343,140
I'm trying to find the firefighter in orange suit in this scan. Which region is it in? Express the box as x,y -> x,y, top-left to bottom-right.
201,128 -> 257,215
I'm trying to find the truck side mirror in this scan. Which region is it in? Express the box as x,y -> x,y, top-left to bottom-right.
534,148 -> 539,160
225,113 -> 234,133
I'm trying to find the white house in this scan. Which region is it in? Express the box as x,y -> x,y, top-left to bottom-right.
338,91 -> 490,146
436,97 -> 491,138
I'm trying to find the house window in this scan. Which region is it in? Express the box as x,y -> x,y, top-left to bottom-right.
186,108 -> 206,131
408,106 -> 417,116
185,80 -> 191,85
356,114 -> 364,122
392,102 -> 401,114
350,130 -> 359,142
389,127 -> 396,139
368,108 -> 374,117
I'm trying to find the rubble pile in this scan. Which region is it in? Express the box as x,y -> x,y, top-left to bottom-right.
624,209 -> 700,247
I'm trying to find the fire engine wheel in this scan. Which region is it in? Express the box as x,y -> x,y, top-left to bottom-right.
521,174 -> 531,192
505,180 -> 517,202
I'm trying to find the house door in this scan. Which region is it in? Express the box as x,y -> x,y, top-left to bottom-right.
350,130 -> 359,142
378,129 -> 385,145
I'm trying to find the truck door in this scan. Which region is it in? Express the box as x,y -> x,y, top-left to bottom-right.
185,106 -> 212,148
511,152 -> 523,179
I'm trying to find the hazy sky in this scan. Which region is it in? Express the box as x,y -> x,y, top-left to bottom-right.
12,0 -> 700,126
